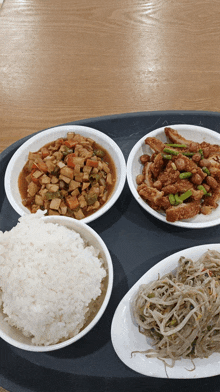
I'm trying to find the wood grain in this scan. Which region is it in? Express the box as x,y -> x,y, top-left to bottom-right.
1,0 -> 220,154
0,1 -> 220,390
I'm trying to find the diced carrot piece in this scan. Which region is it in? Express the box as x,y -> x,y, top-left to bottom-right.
66,196 -> 79,210
66,153 -> 76,168
31,170 -> 40,184
64,139 -> 78,148
86,159 -> 98,168
41,147 -> 50,158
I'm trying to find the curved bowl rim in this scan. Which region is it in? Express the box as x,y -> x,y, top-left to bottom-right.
127,123 -> 220,228
0,215 -> 114,352
4,124 -> 127,224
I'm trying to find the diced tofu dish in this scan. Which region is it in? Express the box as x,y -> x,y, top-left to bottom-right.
137,127 -> 220,222
19,133 -> 116,219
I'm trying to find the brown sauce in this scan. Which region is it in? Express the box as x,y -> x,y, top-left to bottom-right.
18,135 -> 116,219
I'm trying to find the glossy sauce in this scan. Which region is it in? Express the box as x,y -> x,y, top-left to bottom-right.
18,138 -> 116,219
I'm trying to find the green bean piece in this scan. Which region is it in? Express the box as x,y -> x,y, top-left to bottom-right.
166,143 -> 187,148
197,185 -> 211,196
197,185 -> 207,194
179,172 -> 192,179
168,194 -> 176,205
202,167 -> 211,175
199,149 -> 204,159
162,154 -> 172,160
179,189 -> 192,201
182,152 -> 195,157
174,194 -> 183,205
163,148 -> 179,156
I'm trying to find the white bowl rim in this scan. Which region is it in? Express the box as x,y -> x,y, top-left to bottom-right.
4,124 -> 126,224
127,123 -> 220,229
0,215 -> 113,352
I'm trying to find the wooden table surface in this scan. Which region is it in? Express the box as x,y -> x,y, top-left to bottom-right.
1,0 -> 220,391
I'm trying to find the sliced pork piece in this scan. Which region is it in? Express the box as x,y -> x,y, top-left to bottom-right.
164,127 -> 192,146
157,165 -> 180,187
162,179 -> 192,195
166,201 -> 201,222
205,153 -> 220,169
209,167 -> 220,181
150,153 -> 164,178
143,162 -> 153,187
173,154 -> 207,181
202,184 -> 220,209
200,141 -> 220,155
137,184 -> 164,205
147,196 -> 170,211
145,137 -> 166,153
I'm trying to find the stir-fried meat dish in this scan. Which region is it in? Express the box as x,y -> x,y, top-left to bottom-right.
136,127 -> 220,222
19,132 -> 116,219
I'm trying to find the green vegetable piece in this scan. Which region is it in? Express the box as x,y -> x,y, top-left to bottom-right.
199,149 -> 204,159
89,174 -> 100,184
182,152 -> 195,157
166,144 -> 187,148
63,147 -> 73,156
163,148 -> 179,156
179,172 -> 192,179
45,191 -> 62,200
147,293 -> 155,298
197,185 -> 207,194
94,149 -> 105,158
179,189 -> 192,201
86,194 -> 98,205
197,185 -> 211,196
174,194 -> 183,205
162,154 -> 172,160
168,194 -> 176,205
170,319 -> 177,326
202,167 -> 211,175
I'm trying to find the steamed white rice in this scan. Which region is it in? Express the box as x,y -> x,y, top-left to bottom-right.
0,212 -> 106,346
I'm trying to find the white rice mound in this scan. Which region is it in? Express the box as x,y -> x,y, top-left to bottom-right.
0,212 -> 107,346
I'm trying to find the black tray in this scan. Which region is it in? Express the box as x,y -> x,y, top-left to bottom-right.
1,111 -> 220,392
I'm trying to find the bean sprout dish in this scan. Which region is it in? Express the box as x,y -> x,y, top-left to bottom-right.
132,250 -> 220,369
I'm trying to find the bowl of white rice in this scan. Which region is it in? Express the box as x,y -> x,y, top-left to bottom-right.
0,211 -> 113,351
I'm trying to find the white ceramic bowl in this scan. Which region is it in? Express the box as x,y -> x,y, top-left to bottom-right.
127,124 -> 220,228
4,125 -> 126,223
0,215 -> 113,352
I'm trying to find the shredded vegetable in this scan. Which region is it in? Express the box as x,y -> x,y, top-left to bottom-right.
132,250 -> 220,366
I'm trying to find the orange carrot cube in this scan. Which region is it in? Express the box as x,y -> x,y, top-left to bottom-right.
86,159 -> 98,168
66,153 -> 76,168
64,139 -> 78,148
66,196 -> 79,210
